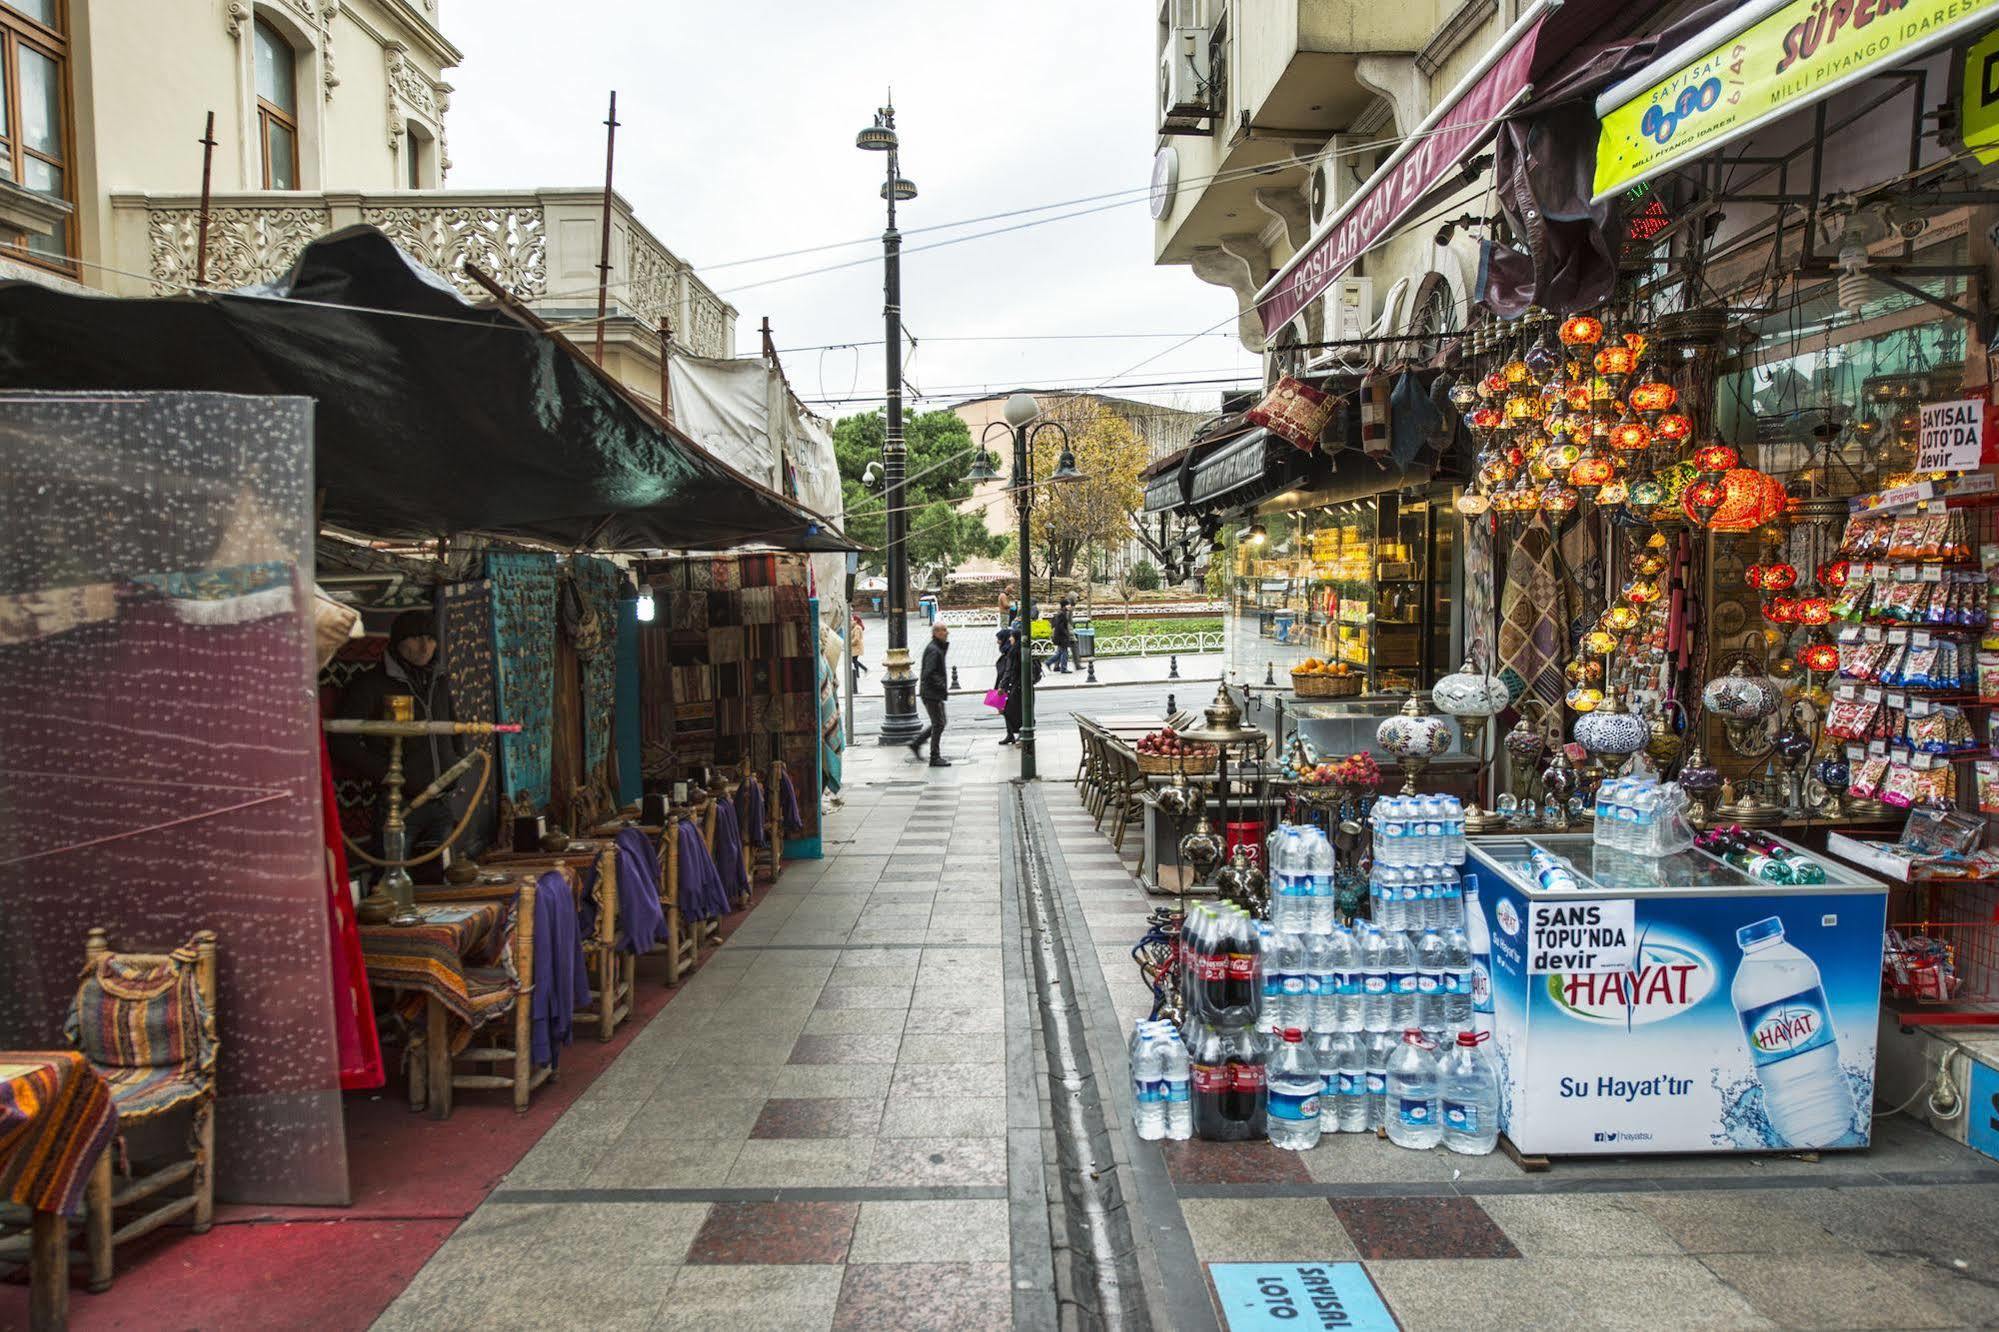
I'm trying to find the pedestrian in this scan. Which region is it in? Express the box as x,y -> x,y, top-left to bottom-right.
995,627 -> 1043,746
908,622 -> 951,767
1050,596 -> 1075,673
849,610 -> 868,675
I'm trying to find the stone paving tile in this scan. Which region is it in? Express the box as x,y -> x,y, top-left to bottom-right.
877,1096 -> 1006,1139
585,1135 -> 746,1189
1330,1197 -> 1520,1261
1630,1190 -> 1858,1256
771,1063 -> 897,1099
656,1264 -> 844,1332
847,1199 -> 1010,1264
802,1007 -> 909,1036
846,926 -> 930,945
901,1004 -> 1005,1034
454,1200 -> 711,1267
1160,1139 -> 1312,1185
890,1033 -> 1009,1066
686,1201 -> 858,1265
726,1137 -> 877,1187
1771,1182 -> 1999,1261
1367,1256 -> 1770,1330
788,1033 -> 903,1065
1700,1251 -> 1953,1330
1480,1195 -> 1686,1258
624,1095 -> 766,1141
815,984 -> 915,1011
749,1097 -> 885,1139
866,1136 -> 1009,1187
1868,1253 -> 1999,1327
831,1261 -> 1012,1330
1181,1197 -> 1358,1263
385,1257 -> 681,1331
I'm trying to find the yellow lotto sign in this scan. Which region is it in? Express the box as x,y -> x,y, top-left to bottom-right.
1594,0 -> 1999,200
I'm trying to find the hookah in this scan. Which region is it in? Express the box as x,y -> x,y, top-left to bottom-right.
323,695 -> 521,927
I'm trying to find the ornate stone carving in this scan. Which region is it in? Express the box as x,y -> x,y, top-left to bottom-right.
229,1 -> 339,100
688,292 -> 726,359
623,234 -> 679,331
358,204 -> 546,298
147,205 -> 331,293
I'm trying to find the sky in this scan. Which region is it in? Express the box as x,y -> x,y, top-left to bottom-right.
442,0 -> 1256,426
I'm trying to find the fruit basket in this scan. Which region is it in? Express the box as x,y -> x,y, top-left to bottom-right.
1133,726 -> 1218,774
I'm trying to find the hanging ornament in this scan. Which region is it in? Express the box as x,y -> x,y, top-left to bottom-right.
1691,442 -> 1742,473
1524,336 -> 1561,379
1480,372 -> 1508,398
1623,578 -> 1663,605
1454,489 -> 1492,517
1598,478 -> 1630,508
1540,481 -> 1581,516
1583,629 -> 1617,655
1610,415 -> 1653,452
1628,476 -> 1665,509
1559,314 -> 1604,347
1795,595 -> 1832,626
1603,605 -> 1641,631
1570,448 -> 1615,490
1654,413 -> 1695,444
1688,468 -> 1786,532
1754,563 -> 1798,591
1632,550 -> 1668,577
1545,440 -> 1582,472
1468,406 -> 1503,433
1816,560 -> 1850,588
1503,354 -> 1532,385
1684,477 -> 1728,527
1764,596 -> 1798,623
1448,379 -> 1480,410
1622,328 -> 1649,357
1505,392 -> 1539,425
1798,637 -> 1840,672
1629,372 -> 1676,416
1593,338 -> 1638,378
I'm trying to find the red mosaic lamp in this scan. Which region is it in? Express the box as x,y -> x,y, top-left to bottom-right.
1559,313 -> 1604,348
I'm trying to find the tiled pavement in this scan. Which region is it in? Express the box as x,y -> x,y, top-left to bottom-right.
375,719 -> 1999,1330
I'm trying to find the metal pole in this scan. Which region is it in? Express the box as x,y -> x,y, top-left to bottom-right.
593,91 -> 620,367
657,318 -> 673,422
194,111 -> 217,288
844,562 -> 858,752
876,101 -> 923,745
1017,420 -> 1037,780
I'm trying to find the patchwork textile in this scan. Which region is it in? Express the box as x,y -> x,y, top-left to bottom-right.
0,1053 -> 118,1216
486,551 -> 559,811
571,557 -> 624,789
1497,518 -> 1568,715
437,579 -> 499,854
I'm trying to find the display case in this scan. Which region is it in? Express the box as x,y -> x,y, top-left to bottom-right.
1466,832 -> 1888,1157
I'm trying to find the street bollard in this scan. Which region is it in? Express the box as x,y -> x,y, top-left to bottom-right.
950,666 -> 960,690
1085,657 -> 1097,683
1169,654 -> 1180,679
1166,693 -> 1176,717
1264,661 -> 1275,685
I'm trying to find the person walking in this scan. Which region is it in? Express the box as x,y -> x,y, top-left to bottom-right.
909,622 -> 951,767
1050,597 -> 1075,673
995,627 -> 1042,746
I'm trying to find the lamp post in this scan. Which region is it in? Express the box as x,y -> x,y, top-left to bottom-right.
996,393 -> 1081,780
858,100 -> 923,746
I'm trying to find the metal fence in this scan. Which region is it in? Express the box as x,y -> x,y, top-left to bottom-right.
1030,629 -> 1225,659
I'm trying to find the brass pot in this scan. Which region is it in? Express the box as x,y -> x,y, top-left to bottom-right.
1646,699 -> 1686,768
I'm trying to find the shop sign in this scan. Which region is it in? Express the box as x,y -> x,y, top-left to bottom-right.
1953,24 -> 1999,163
1526,898 -> 1637,974
1208,1263 -> 1397,1332
1916,397 -> 1987,472
1593,0 -> 1999,201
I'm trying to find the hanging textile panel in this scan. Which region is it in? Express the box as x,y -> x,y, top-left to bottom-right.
572,557 -> 624,786
486,551 -> 558,812
614,600 -> 643,807
1497,518 -> 1569,717
437,578 -> 498,853
318,633 -> 388,842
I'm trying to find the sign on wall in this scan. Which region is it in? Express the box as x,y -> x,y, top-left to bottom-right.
1916,398 -> 1986,473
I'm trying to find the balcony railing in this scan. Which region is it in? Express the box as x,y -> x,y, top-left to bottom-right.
109,187 -> 737,358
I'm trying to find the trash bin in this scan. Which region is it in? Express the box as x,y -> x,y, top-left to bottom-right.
1274,609 -> 1296,643
1074,626 -> 1096,660
919,595 -> 937,622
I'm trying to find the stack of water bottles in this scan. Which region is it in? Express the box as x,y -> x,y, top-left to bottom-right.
1127,1020 -> 1192,1142
1592,776 -> 1695,857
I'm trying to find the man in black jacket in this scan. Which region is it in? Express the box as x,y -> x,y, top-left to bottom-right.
1050,598 -> 1075,673
908,622 -> 951,767
331,608 -> 463,854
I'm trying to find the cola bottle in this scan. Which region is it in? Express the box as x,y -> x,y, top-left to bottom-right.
1220,1025 -> 1268,1140
1187,906 -> 1231,1023
1190,1018 -> 1263,1140
1224,907 -> 1262,1028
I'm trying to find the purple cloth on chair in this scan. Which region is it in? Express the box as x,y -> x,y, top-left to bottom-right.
611,827 -> 672,954
778,768 -> 804,832
531,870 -> 593,1068
713,798 -> 750,903
738,777 -> 767,847
676,821 -> 732,922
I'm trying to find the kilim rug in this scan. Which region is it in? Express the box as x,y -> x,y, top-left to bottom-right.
437,579 -> 498,854
486,551 -> 558,812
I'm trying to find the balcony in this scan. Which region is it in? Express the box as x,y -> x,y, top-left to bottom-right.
106,187 -> 737,358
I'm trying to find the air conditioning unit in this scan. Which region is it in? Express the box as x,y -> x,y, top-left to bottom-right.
1159,27 -> 1212,131
1300,276 -> 1375,373
1307,135 -> 1377,228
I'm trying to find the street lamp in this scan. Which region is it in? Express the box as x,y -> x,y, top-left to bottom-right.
991,393 -> 1081,780
858,99 -> 924,747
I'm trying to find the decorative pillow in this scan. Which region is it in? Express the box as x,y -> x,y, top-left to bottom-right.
1360,368 -> 1392,460
1245,375 -> 1334,452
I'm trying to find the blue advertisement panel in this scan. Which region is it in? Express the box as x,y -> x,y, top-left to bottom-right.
1470,863 -> 1887,1155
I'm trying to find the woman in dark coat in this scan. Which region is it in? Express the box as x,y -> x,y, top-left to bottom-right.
995,628 -> 1023,745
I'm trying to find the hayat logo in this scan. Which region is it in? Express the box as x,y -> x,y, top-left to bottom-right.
1751,1005 -> 1819,1055
1495,898 -> 1522,937
1546,939 -> 1715,1026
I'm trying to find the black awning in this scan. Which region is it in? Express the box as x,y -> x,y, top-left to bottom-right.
0,226 -> 851,553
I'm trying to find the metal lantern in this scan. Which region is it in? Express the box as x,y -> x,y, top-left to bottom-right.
1377,695 -> 1453,795
1178,815 -> 1225,882
1574,694 -> 1649,761
1431,660 -> 1511,719
1559,313 -> 1604,347
1701,661 -> 1783,722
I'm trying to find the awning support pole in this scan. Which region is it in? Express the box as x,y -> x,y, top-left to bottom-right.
594,90 -> 620,367
658,319 -> 673,424
195,111 -> 217,289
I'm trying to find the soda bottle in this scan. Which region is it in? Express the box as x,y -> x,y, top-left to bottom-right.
1266,1028 -> 1323,1151
1226,908 -> 1261,1028
1220,1025 -> 1267,1141
1187,905 -> 1228,1024
1736,830 -> 1829,884
1189,1019 -> 1235,1141
1439,1030 -> 1499,1155
1385,1029 -> 1442,1150
1732,916 -> 1854,1146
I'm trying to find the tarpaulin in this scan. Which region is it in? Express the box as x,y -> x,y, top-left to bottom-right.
0,226 -> 852,554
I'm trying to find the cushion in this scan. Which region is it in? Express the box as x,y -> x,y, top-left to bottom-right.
67,952 -> 213,1076
1245,375 -> 1335,451
94,1063 -> 208,1120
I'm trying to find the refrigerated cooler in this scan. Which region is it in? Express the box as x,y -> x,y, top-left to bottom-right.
1464,834 -> 1889,1156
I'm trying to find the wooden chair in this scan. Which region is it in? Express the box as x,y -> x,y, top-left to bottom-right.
405,879 -> 545,1116
1102,744 -> 1150,852
67,928 -> 219,1292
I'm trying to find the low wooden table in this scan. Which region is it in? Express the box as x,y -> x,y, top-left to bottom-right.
0,1053 -> 117,1330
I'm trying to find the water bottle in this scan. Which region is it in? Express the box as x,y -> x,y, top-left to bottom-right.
1307,932 -> 1337,1034
1131,1022 -> 1167,1140
1312,1032 -> 1341,1134
1161,1032 -> 1192,1140
1331,1031 -> 1368,1132
1414,927 -> 1446,1034
1378,797 -> 1409,867
1422,796 -> 1448,864
1327,926 -> 1362,1032
1732,916 -> 1854,1146
1359,924 -> 1391,1031
1592,779 -> 1619,844
1307,830 -> 1336,934
1266,1028 -> 1324,1151
1384,929 -> 1419,1029
1372,868 -> 1396,932
1274,932 -> 1311,1032
1445,796 -> 1466,864
1408,865 -> 1430,931
1441,925 -> 1473,1031
1257,920 -> 1281,1036
1364,1030 -> 1396,1130
1385,1029 -> 1442,1149
1630,788 -> 1660,857
1464,875 -> 1495,1037
1439,1030 -> 1500,1155
1437,865 -> 1462,931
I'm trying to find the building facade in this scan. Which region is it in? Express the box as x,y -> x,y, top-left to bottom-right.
4,0 -> 732,384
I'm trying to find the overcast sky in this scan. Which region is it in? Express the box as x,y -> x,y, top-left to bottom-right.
443,0 -> 1255,424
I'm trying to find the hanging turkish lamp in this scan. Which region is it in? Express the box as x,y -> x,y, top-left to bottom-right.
1524,335 -> 1561,380
1603,604 -> 1641,631
1683,476 -> 1728,527
1504,470 -> 1541,516
1503,351 -> 1532,385
1756,562 -> 1798,591
1566,685 -> 1605,713
1545,403 -> 1578,438
1598,477 -> 1630,508
1583,629 -> 1617,655
1623,577 -> 1663,605
1477,459 -> 1514,490
1593,334 -> 1638,378
1570,446 -> 1615,490
1655,459 -> 1698,503
1540,380 -> 1569,414
1448,378 -> 1480,411
1654,413 -> 1695,446
1816,560 -> 1849,588
1795,595 -> 1833,626
1558,313 -> 1604,348
1798,635 -> 1840,673
1504,392 -> 1539,426
1454,489 -> 1492,517
1629,369 -> 1677,416
1564,656 -> 1590,685
1467,405 -> 1504,433
1544,440 -> 1581,472
1610,413 -> 1653,452
1540,480 -> 1581,517
1632,549 -> 1668,577
1529,452 -> 1557,482
1691,441 -> 1741,474
1565,382 -> 1593,412
1480,371 -> 1509,398
1628,475 -> 1665,509
1521,430 -> 1553,458
1764,595 -> 1798,623
1746,562 -> 1767,589
1590,375 -> 1620,409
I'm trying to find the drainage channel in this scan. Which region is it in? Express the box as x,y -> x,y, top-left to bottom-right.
1008,780 -> 1152,1331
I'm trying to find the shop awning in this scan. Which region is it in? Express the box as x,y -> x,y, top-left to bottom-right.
1591,0 -> 1999,201
0,226 -> 854,553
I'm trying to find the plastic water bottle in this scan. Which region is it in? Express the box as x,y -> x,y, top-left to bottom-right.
1464,876 -> 1495,1037
1257,920 -> 1281,1036
1384,929 -> 1419,1029
1364,1030 -> 1396,1130
1733,916 -> 1854,1146
1130,1021 -> 1166,1141
1359,925 -> 1391,1031
1630,788 -> 1660,857
1331,1031 -> 1369,1132
1327,926 -> 1361,1032
1161,1032 -> 1192,1141
1385,1029 -> 1442,1149
1439,1030 -> 1500,1155
1275,932 -> 1311,1032
1592,779 -> 1619,843
1445,796 -> 1466,864
1306,932 -> 1337,1034
1307,829 -> 1336,934
1312,1032 -> 1340,1134
1423,796 -> 1449,864
1441,925 -> 1473,1031
1379,797 -> 1410,867
1266,1028 -> 1323,1151
1372,869 -> 1396,932
1414,927 -> 1446,1035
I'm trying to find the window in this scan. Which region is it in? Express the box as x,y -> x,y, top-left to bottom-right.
404,122 -> 423,189
253,18 -> 298,190
0,0 -> 71,265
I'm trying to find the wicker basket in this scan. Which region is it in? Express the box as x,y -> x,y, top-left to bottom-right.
1291,672 -> 1362,698
1136,749 -> 1219,775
